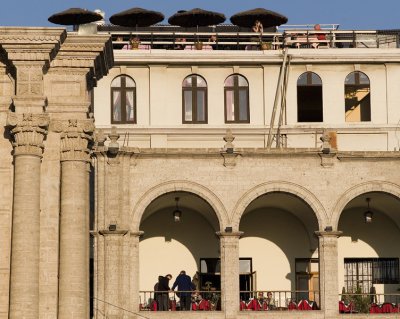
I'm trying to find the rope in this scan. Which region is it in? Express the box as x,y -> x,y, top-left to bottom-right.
92,297 -> 151,319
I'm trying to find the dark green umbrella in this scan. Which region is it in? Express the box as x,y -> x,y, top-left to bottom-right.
230,8 -> 288,28
110,7 -> 164,27
48,8 -> 103,25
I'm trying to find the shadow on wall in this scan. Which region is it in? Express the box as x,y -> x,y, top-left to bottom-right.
139,207 -> 219,290
339,205 -> 400,295
239,208 -> 317,291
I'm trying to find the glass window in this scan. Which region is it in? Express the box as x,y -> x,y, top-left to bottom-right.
182,74 -> 208,124
297,72 -> 323,122
111,75 -> 136,124
224,74 -> 249,123
344,258 -> 399,293
345,71 -> 371,122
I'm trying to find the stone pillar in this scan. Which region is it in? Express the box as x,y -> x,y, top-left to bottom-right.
316,230 -> 342,318
217,231 -> 243,319
56,119 -> 94,319
129,232 -> 143,314
7,112 -> 49,319
99,229 -> 128,319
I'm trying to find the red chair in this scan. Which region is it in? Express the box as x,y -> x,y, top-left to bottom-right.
169,299 -> 176,311
298,300 -> 312,310
382,302 -> 398,313
198,299 -> 210,311
248,299 -> 262,311
339,301 -> 355,313
369,303 -> 382,313
288,301 -> 297,310
240,301 -> 246,310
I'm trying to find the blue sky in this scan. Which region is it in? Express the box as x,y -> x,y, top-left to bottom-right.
1,0 -> 399,30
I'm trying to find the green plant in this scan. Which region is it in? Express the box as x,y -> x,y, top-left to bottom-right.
350,286 -> 370,313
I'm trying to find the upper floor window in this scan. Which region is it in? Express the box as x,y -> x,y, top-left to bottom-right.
224,74 -> 249,123
182,75 -> 207,123
345,71 -> 371,122
111,75 -> 136,124
297,72 -> 323,122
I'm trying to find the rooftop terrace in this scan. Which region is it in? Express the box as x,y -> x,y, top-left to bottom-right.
96,24 -> 400,51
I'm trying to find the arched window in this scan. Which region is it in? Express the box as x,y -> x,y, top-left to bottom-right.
111,75 -> 136,124
345,71 -> 371,122
297,72 -> 323,122
182,75 -> 207,123
224,74 -> 249,123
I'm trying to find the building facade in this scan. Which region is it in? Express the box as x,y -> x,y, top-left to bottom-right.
1,25 -> 400,319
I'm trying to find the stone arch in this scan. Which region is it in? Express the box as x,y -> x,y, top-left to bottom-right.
231,181 -> 327,231
331,180 -> 400,230
130,180 -> 229,232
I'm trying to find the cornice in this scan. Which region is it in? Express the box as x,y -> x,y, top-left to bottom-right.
0,28 -> 66,63
51,34 -> 114,82
0,27 -> 66,44
113,48 -> 400,65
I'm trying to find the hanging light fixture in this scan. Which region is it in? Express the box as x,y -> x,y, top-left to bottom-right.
364,197 -> 373,223
173,197 -> 182,222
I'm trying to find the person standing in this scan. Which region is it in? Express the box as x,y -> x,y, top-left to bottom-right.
157,274 -> 172,311
171,270 -> 195,311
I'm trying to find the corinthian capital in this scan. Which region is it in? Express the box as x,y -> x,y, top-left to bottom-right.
51,119 -> 95,162
6,112 -> 50,157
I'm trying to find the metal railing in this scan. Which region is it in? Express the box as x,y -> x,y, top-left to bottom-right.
105,29 -> 399,50
339,293 -> 400,314
139,290 -> 221,311
240,290 -> 320,311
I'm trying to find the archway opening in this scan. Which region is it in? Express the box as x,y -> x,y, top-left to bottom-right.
239,191 -> 320,308
338,191 -> 400,305
139,191 -> 221,309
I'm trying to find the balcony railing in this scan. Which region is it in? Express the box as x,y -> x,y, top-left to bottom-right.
339,293 -> 400,314
240,290 -> 320,311
139,290 -> 221,311
105,29 -> 399,51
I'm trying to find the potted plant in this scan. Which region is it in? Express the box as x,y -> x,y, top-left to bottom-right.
130,37 -> 140,50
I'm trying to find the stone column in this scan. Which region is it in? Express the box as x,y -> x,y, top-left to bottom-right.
56,119 -> 94,319
316,230 -> 342,318
99,229 -> 128,319
217,231 -> 243,319
129,232 -> 143,314
7,112 -> 49,319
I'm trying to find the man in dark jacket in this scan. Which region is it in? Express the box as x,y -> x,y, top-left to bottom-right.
171,270 -> 195,311
157,274 -> 172,311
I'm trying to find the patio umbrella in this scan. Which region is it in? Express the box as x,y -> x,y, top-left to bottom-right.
230,8 -> 288,28
48,8 -> 103,25
168,8 -> 226,29
109,7 -> 164,27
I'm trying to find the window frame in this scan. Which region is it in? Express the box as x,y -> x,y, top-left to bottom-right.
344,71 -> 371,122
224,74 -> 250,124
297,71 -> 323,123
110,75 -> 136,124
344,258 -> 400,293
182,74 -> 208,124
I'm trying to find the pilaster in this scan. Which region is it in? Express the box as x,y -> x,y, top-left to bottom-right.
99,229 -> 129,318
129,232 -> 144,315
217,231 -> 243,319
315,230 -> 342,318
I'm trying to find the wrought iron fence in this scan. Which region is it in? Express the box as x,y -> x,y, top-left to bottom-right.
139,290 -> 221,311
240,290 -> 320,311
